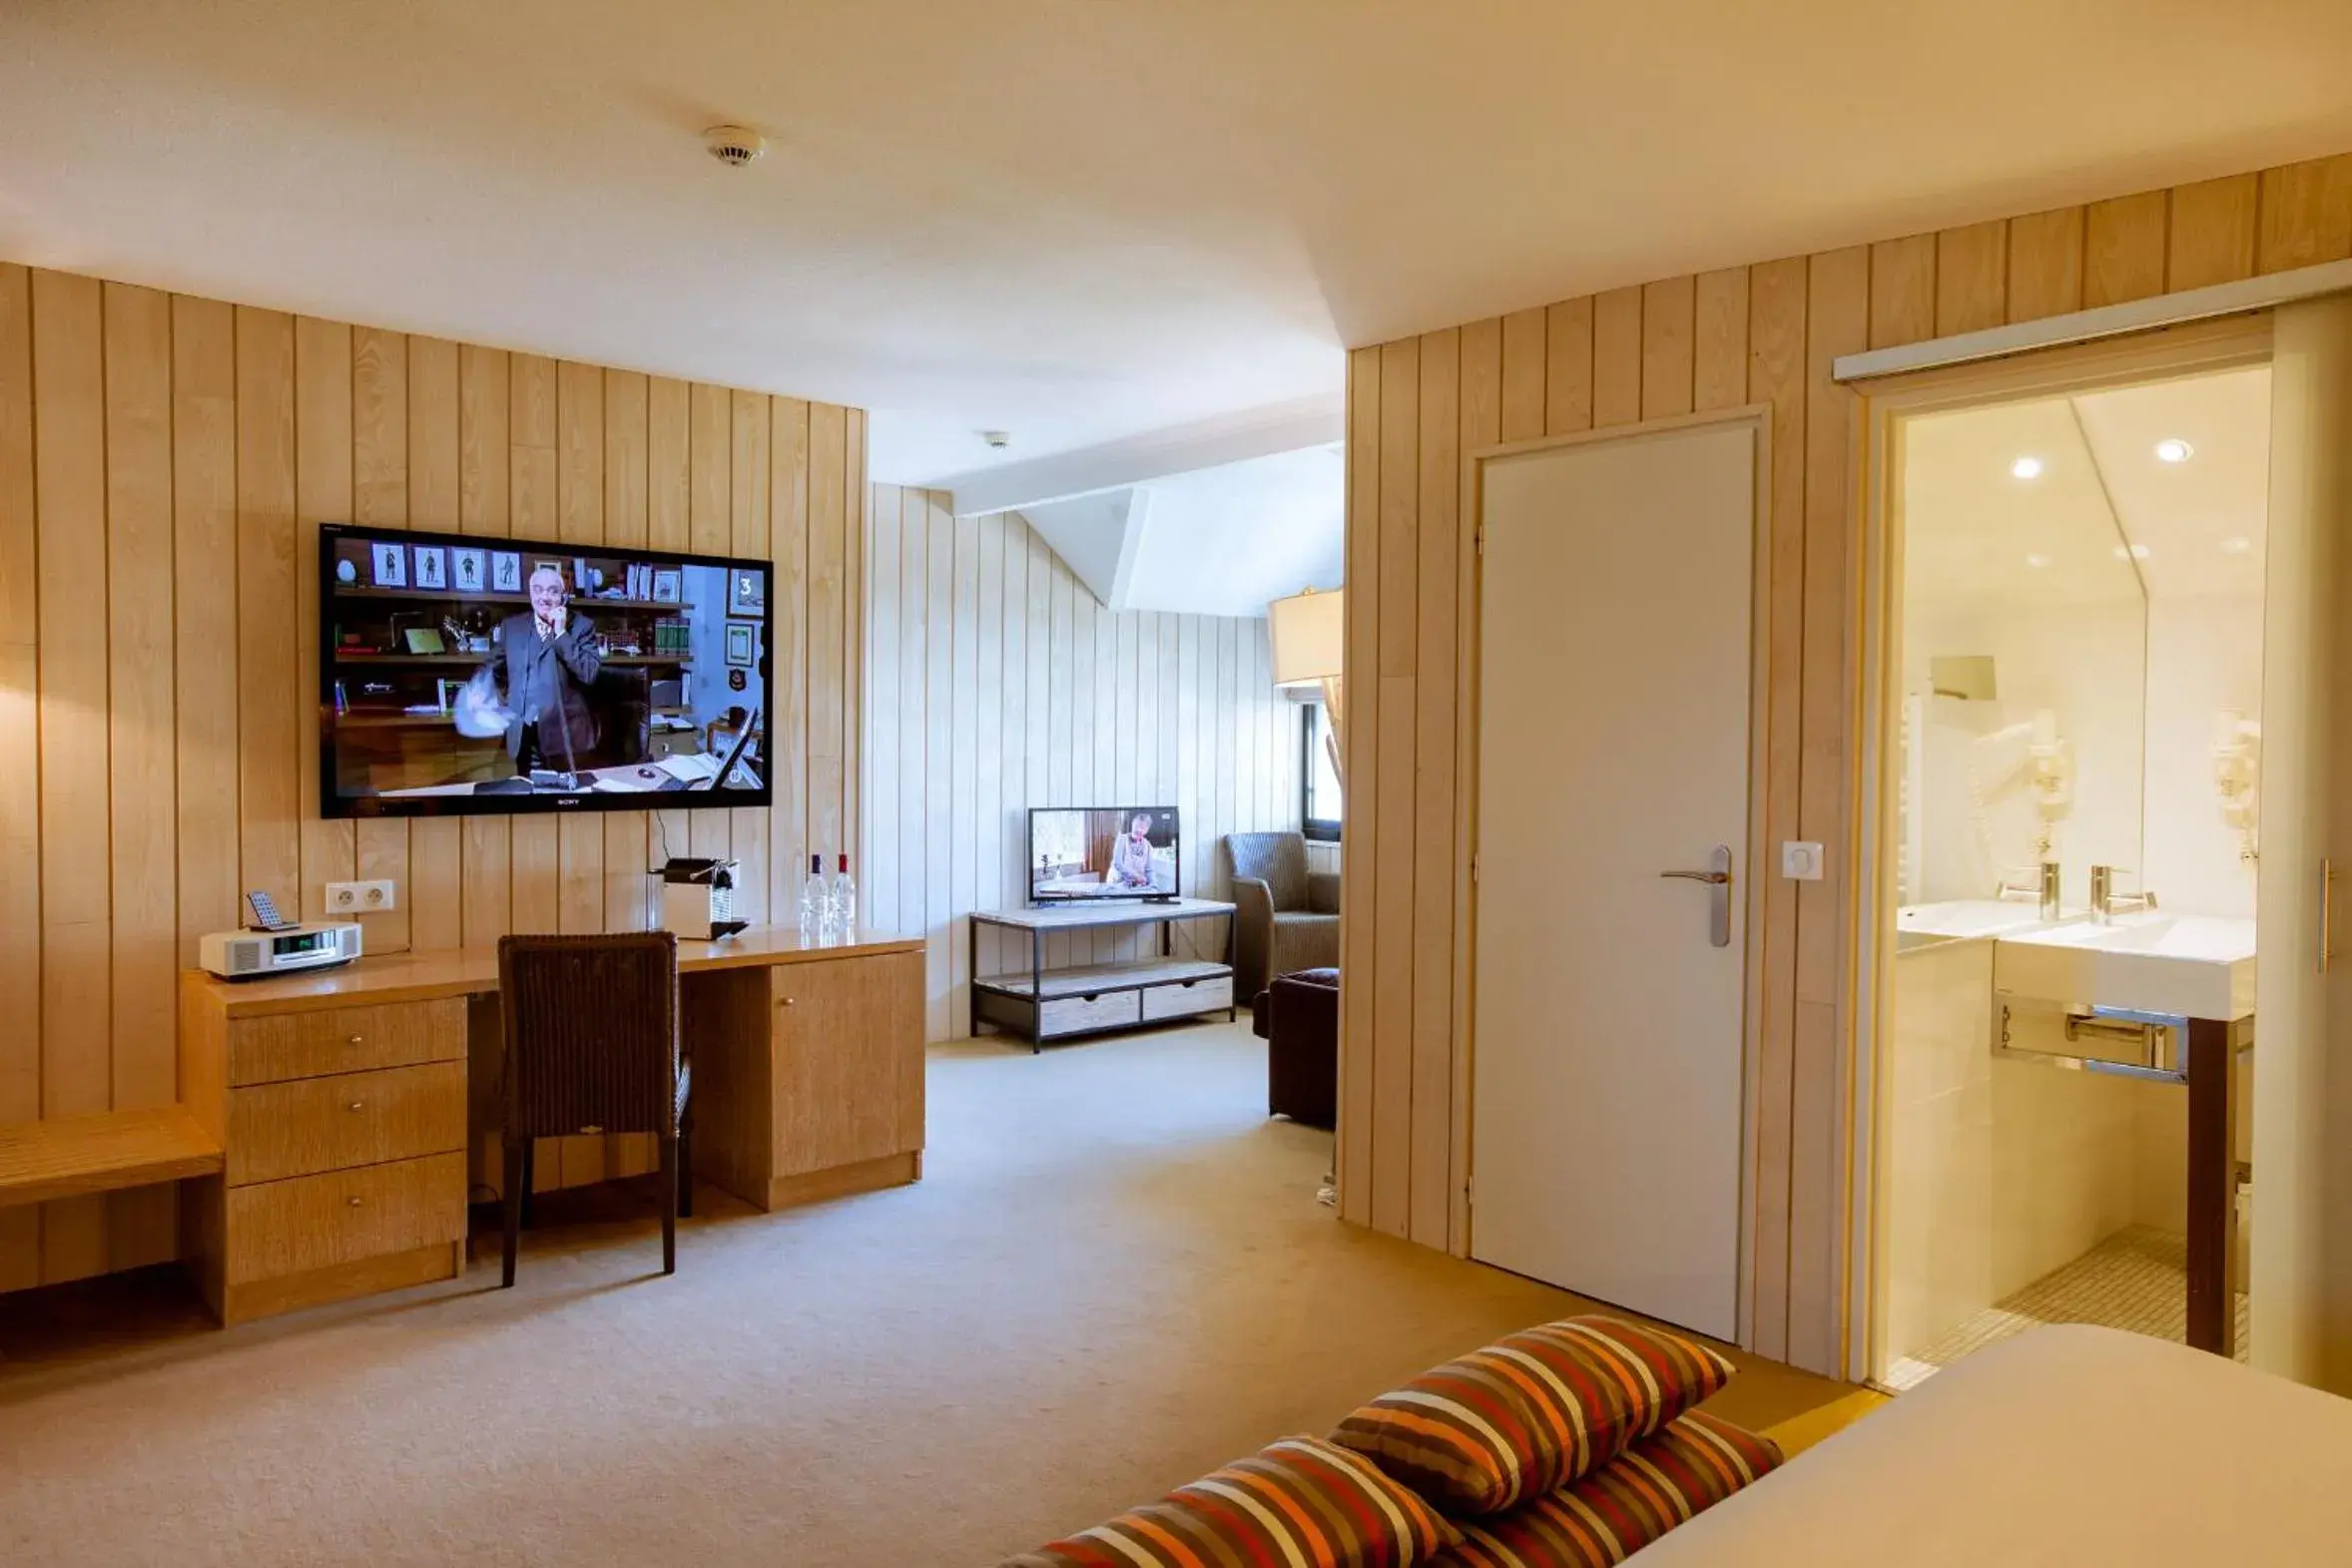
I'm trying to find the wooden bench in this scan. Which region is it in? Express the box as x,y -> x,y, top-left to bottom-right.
0,1106 -> 225,1209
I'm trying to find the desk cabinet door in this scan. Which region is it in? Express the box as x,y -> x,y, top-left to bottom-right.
769,951 -> 924,1178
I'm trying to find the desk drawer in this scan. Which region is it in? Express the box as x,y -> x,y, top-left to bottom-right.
228,1061 -> 467,1186
229,998 -> 466,1087
226,1151 -> 466,1286
1040,989 -> 1143,1036
1141,975 -> 1234,1021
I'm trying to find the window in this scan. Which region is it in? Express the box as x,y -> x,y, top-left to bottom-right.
1302,701 -> 1342,840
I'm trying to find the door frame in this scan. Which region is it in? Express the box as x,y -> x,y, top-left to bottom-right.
1453,405 -> 1775,1348
1843,314 -> 2276,1383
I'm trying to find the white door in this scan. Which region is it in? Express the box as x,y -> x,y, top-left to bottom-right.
1471,420 -> 1756,1340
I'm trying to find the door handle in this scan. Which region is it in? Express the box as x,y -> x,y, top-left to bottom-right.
1660,845 -> 1734,947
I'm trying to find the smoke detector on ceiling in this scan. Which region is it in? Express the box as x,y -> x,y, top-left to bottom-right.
702,125 -> 767,168
980,430 -> 1012,450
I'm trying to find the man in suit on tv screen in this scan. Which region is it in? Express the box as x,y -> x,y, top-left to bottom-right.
486,564 -> 602,773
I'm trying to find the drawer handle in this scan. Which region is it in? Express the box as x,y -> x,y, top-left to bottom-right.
346,1100 -> 365,1113
347,1034 -> 364,1045
346,1196 -> 365,1209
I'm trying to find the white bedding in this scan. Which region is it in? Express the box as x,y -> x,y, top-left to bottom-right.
1642,1325 -> 2352,1564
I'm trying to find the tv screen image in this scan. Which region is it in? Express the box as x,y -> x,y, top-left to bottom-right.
319,523 -> 773,818
1029,807 -> 1180,901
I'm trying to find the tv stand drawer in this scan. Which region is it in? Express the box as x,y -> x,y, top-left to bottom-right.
1040,990 -> 1143,1036
1141,975 -> 1233,1021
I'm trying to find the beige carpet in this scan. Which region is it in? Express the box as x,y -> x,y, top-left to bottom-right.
0,1019 -> 1842,1566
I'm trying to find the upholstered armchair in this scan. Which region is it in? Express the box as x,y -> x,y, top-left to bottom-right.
1223,831 -> 1341,1000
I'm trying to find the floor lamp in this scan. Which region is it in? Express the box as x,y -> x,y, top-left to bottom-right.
1267,586 -> 1345,784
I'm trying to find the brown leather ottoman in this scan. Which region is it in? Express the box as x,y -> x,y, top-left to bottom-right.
1253,967 -> 1337,1129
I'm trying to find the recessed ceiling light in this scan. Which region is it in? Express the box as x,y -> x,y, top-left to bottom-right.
2011,456 -> 2045,480
2155,438 -> 2194,463
2026,552 -> 2052,568
2111,543 -> 2152,561
2220,536 -> 2252,555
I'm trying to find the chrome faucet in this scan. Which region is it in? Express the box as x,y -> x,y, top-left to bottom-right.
1996,862 -> 2062,922
2088,864 -> 2157,924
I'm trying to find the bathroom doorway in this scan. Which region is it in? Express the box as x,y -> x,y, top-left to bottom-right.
1856,320 -> 2280,1390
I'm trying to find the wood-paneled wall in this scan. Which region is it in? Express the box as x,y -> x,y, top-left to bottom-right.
0,261 -> 865,1292
863,489 -> 1303,1042
1338,150 -> 2352,1373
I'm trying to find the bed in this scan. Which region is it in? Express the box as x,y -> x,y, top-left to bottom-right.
1641,1325 -> 2352,1563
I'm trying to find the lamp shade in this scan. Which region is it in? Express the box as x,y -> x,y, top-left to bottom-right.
1267,586 -> 1344,688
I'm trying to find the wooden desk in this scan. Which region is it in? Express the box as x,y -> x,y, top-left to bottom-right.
178,929 -> 924,1324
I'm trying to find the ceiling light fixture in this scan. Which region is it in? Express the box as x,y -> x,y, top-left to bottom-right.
2026,552 -> 2051,568
2155,438 -> 2194,463
2011,456 -> 2045,480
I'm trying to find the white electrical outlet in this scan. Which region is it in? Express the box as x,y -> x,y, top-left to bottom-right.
325,879 -> 397,913
1780,841 -> 1825,881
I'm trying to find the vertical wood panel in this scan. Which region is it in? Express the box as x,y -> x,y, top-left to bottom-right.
2256,153 -> 2352,272
1410,327 -> 1459,1249
730,389 -> 772,928
1745,254 -> 1807,1359
1692,268 -> 1750,412
1790,245 -> 1868,1373
2083,190 -> 2170,306
1934,220 -> 2008,335
2166,175 -> 2258,291
1370,335 -> 1417,1237
1639,276 -> 1696,419
1498,307 -> 1545,444
0,265 -> 34,1287
1542,298 -> 1592,436
898,492 -> 928,948
770,397 -> 811,924
1591,286 -> 1643,427
101,282 -> 178,1267
351,328 -> 411,952
2007,208 -> 2084,322
1868,235 -> 1936,349
294,317 -> 353,928
235,307 -> 299,913
809,402 -> 849,872
34,268 -> 111,1280
172,296 -> 240,967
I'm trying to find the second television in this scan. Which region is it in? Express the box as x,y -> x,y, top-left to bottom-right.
1028,807 -> 1180,902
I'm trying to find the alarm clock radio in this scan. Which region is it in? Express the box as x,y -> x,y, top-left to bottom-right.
200,921 -> 363,980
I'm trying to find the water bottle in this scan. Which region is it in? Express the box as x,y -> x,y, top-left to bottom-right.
798,853 -> 826,942
828,853 -> 857,940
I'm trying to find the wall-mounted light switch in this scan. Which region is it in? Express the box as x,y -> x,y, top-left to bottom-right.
1780,841 -> 1825,881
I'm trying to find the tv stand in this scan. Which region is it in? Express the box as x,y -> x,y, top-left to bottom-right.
969,898 -> 1237,1051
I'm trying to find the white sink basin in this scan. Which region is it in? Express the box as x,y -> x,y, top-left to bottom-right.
1895,899 -> 2060,950
1994,914 -> 2257,1020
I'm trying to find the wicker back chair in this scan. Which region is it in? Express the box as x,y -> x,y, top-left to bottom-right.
496,931 -> 693,1285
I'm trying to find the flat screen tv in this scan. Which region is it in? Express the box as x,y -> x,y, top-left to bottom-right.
1028,806 -> 1180,902
318,522 -> 773,818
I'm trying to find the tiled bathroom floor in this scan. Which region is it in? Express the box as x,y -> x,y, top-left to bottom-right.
1885,1225 -> 2249,1390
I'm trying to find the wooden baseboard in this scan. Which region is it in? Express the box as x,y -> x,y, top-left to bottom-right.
221,1241 -> 462,1326
763,1151 -> 920,1213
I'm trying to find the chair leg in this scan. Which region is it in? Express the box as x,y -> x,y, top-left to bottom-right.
501,1139 -> 525,1289
677,1108 -> 694,1220
519,1139 -> 535,1230
658,1133 -> 679,1276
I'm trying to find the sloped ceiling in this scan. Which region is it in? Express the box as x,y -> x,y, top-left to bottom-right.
6,1 -> 2350,489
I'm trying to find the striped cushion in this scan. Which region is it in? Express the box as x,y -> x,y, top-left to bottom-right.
1001,1434 -> 1460,1568
1433,1410 -> 1783,1568
1330,1317 -> 1737,1514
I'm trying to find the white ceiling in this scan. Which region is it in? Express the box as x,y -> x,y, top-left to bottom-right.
1017,445 -> 1345,620
1904,365 -> 2271,612
7,2 -> 2350,488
